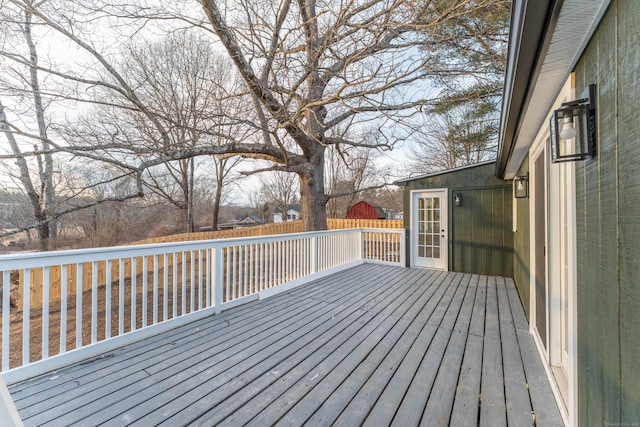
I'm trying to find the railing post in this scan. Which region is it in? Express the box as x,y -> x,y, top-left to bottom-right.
213,247 -> 223,314
400,229 -> 407,267
2,271 -> 11,372
358,229 -> 365,261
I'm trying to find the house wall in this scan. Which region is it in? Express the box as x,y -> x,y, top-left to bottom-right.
572,0 -> 640,424
402,163 -> 513,277
512,157 -> 530,320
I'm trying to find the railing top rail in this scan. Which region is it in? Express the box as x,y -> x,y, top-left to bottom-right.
0,227 -> 404,269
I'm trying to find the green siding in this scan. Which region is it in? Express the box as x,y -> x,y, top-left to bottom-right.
572,0 -> 640,424
512,158 -> 530,321
402,163 -> 513,277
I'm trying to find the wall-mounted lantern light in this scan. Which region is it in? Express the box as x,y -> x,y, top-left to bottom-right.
453,193 -> 463,206
514,175 -> 528,199
550,84 -> 597,163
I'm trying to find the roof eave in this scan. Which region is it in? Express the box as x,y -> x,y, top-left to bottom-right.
497,0 -> 612,179
496,0 -> 557,178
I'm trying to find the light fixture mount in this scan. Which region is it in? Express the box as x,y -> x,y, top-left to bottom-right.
550,84 -> 597,163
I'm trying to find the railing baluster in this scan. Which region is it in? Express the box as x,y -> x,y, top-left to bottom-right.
190,251 -> 195,313
232,247 -> 237,300
287,240 -> 292,281
60,266 -> 67,355
22,269 -> 30,365
142,256 -> 148,328
76,264 -> 82,349
268,242 -> 273,289
173,253 -> 178,318
131,257 -> 137,331
105,261 -> 112,339
225,248 -> 230,302
182,252 -> 187,316
154,254 -> 159,324
91,261 -> 98,344
238,246 -> 244,297
213,247 -> 223,314
206,249 -> 211,307
198,250 -> 203,310
248,245 -> 255,294
245,246 -> 250,295
277,241 -> 282,285
119,258 -> 125,334
3,271 -> 10,371
164,254 -> 169,321
294,240 -> 299,280
260,243 -> 265,291
42,267 -> 50,360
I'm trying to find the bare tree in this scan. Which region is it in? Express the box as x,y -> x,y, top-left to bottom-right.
210,156 -> 243,231
96,32 -> 249,233
1,0 -> 511,240
326,144 -> 381,219
259,171 -> 300,223
0,6 -> 59,250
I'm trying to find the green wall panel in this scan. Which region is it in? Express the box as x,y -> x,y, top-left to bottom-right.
616,0 -> 640,424
402,163 -> 513,277
572,0 -> 640,424
513,158 -> 530,320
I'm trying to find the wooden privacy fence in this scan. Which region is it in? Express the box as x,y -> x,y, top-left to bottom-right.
132,219 -> 403,245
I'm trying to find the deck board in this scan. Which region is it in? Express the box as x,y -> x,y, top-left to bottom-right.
9,264 -> 564,426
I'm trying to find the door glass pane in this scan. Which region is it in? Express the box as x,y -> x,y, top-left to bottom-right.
416,194 -> 444,263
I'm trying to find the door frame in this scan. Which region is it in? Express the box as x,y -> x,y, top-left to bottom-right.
528,77 -> 578,427
530,141 -> 548,357
410,189 -> 449,270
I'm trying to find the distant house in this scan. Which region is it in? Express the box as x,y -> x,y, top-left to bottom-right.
346,201 -> 386,220
236,215 -> 266,228
273,205 -> 300,223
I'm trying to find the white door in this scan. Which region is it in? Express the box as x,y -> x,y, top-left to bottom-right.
412,190 -> 448,269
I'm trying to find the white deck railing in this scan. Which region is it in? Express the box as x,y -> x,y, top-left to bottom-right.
0,228 -> 404,383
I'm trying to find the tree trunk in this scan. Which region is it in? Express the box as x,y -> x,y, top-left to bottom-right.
298,146 -> 328,231
25,11 -> 56,250
212,182 -> 222,231
187,157 -> 195,232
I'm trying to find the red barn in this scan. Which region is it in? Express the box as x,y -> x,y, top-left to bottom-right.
346,201 -> 386,220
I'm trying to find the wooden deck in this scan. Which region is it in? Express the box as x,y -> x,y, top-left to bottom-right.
8,264 -> 564,426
